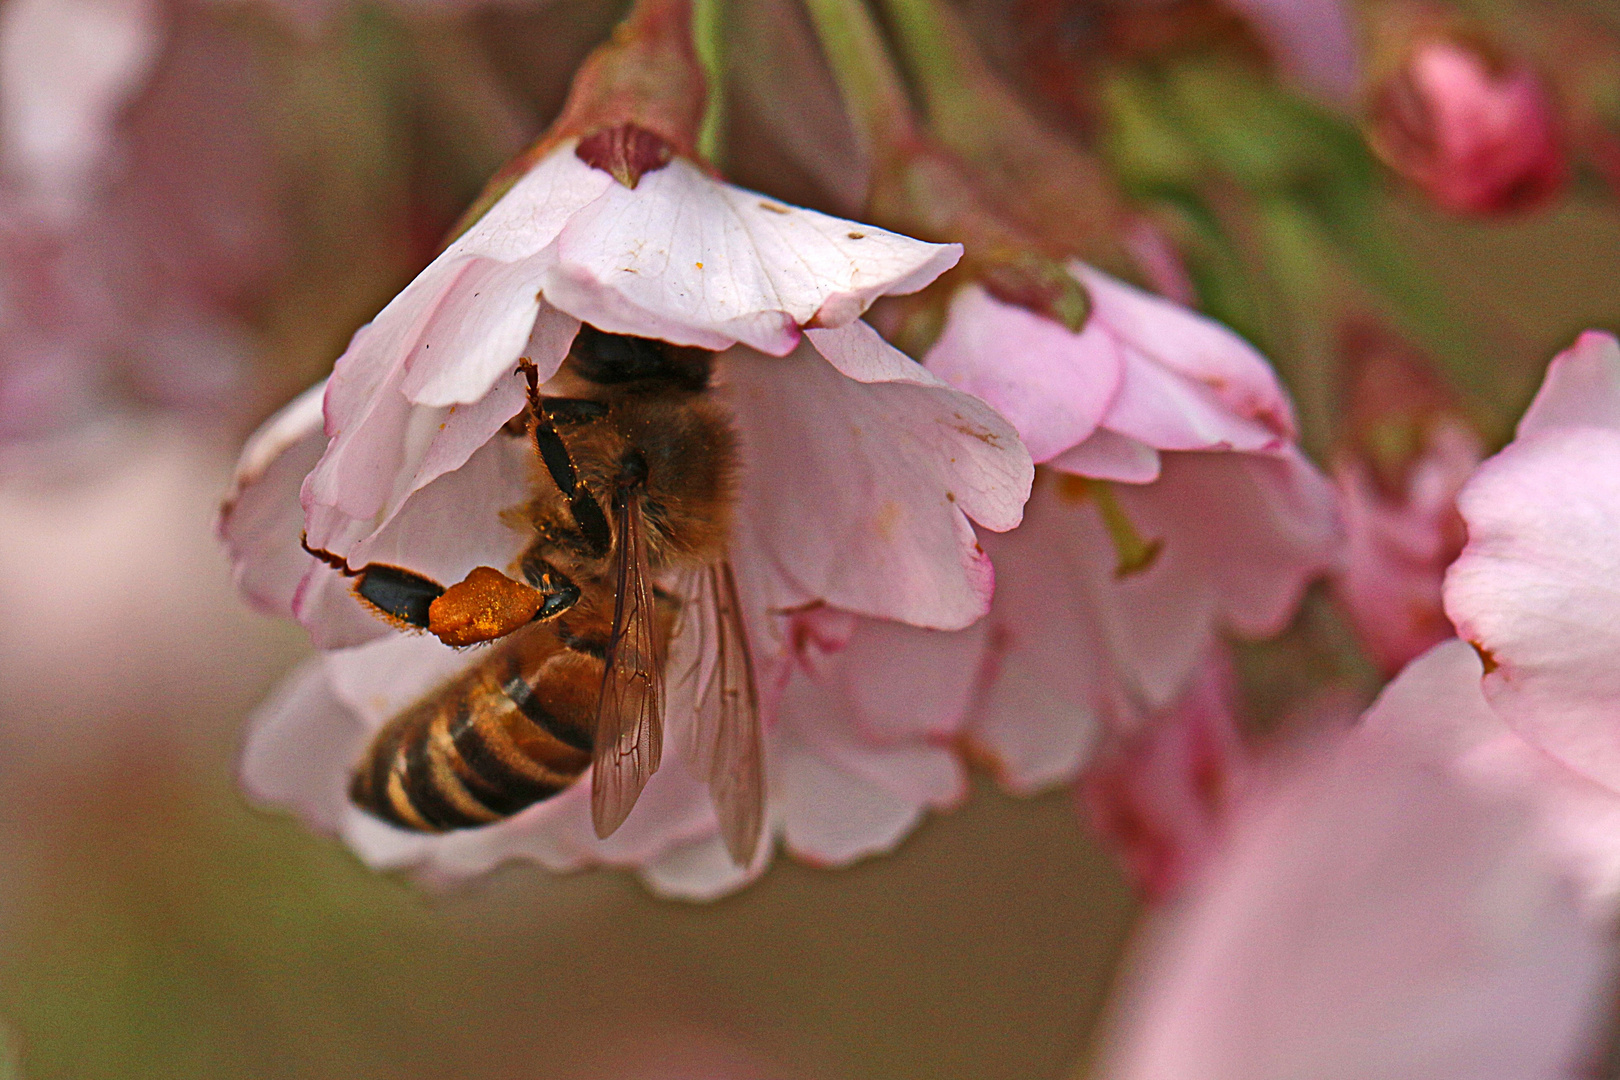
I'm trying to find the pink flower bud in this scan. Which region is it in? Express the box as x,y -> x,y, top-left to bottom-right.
1367,38 -> 1566,214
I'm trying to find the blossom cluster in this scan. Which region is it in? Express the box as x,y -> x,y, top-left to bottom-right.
14,0 -> 1620,1072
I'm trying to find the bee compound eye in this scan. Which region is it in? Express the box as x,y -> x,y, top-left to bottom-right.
355,565 -> 446,629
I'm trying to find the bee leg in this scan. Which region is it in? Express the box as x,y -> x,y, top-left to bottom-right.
520,552 -> 582,620
518,359 -> 613,558
302,534 -> 445,629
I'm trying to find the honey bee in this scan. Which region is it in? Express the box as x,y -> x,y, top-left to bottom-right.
302,326 -> 764,865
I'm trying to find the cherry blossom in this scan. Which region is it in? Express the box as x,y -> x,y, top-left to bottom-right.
225,243 -> 1029,900
1329,330 -> 1484,673
917,265 -> 1337,793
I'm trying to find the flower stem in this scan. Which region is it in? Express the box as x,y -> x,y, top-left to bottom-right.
801,0 -> 919,160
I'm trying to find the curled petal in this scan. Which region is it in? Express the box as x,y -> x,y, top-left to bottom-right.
545,158 -> 961,356
1048,429 -> 1161,484
1074,264 -> 1297,441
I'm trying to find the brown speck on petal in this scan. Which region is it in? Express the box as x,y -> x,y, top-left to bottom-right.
576,123 -> 676,188
847,232 -> 866,240
1471,640 -> 1500,675
758,201 -> 790,214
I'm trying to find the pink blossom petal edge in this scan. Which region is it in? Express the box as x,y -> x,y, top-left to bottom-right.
1515,331 -> 1620,439
1444,424 -> 1620,794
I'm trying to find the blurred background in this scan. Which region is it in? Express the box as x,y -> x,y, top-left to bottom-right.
1,0 -> 1618,1076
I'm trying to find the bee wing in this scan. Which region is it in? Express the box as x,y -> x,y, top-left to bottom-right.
675,561 -> 764,866
591,491 -> 664,840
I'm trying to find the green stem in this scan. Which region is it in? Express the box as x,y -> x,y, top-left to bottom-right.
800,0 -> 919,157
1087,479 -> 1163,578
693,0 -> 727,166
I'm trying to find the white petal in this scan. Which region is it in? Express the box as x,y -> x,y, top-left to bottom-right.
545,159 -> 960,355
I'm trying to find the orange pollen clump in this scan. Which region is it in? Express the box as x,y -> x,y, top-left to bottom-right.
428,567 -> 545,647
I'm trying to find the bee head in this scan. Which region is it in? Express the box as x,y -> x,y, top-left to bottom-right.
568,325 -> 712,392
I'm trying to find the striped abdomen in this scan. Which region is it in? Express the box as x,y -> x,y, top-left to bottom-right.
349,624 -> 602,831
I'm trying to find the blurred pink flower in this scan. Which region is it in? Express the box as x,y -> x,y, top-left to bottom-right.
1078,648 -> 1251,901
1331,423 -> 1478,673
1097,721 -> 1614,1080
1367,37 -> 1566,215
224,178 -> 1031,894
917,267 -> 1337,793
1444,331 -> 1620,797
0,1 -> 287,436
1328,329 -> 1484,673
0,0 -> 160,219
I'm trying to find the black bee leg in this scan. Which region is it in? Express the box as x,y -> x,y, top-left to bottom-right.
517,359 -> 613,557
520,551 -> 582,620
302,534 -> 446,629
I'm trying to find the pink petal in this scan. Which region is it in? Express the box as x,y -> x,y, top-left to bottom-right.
1099,724 -> 1614,1080
1048,429 -> 1162,483
771,666 -> 965,867
300,312 -> 538,557
637,835 -> 767,901
1516,331 -> 1620,439
923,284 -> 1124,463
1100,343 -> 1284,454
722,330 -> 1031,632
1364,639 -> 1620,917
1444,426 -> 1620,794
545,159 -> 961,356
825,616 -> 989,744
1074,263 -> 1297,441
1098,450 -> 1338,705
968,508 -> 1109,793
804,321 -> 1032,533
238,655 -> 372,836
967,453 -> 1334,791
219,378 -> 326,618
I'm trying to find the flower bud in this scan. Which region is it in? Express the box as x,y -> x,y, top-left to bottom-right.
1366,30 -> 1565,214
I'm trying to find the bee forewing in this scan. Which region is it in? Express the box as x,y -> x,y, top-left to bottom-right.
591,493 -> 664,840
677,562 -> 765,866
